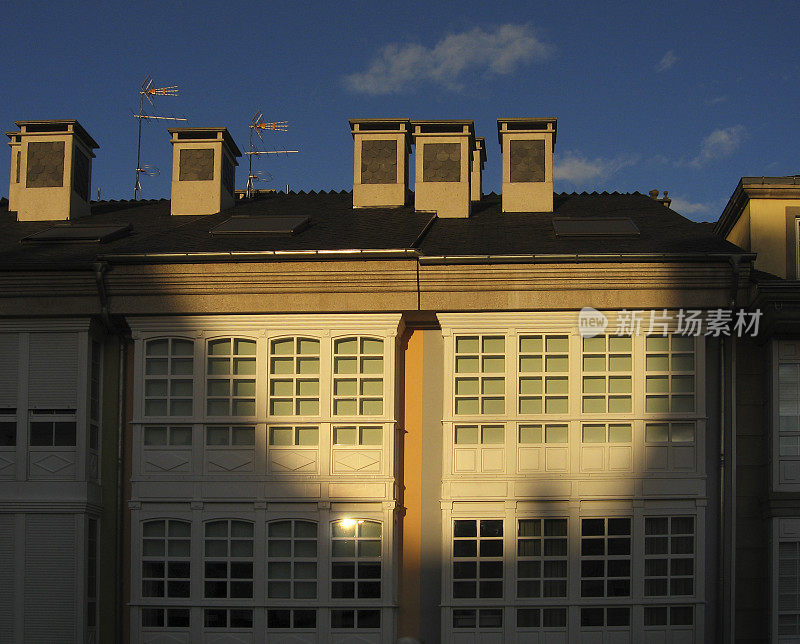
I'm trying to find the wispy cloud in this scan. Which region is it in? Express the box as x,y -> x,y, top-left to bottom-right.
706,95 -> 728,105
555,152 -> 636,185
668,196 -> 712,215
690,125 -> 745,167
343,24 -> 552,95
655,50 -> 677,72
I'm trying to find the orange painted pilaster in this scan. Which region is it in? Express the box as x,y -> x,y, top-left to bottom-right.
398,329 -> 424,638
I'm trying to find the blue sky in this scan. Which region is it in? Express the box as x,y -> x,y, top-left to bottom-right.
1,0 -> 797,221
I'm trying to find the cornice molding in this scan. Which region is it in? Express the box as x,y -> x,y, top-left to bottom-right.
127,313 -> 404,334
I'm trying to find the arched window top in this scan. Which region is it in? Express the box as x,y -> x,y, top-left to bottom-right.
333,336 -> 383,356
270,336 -> 320,355
331,518 -> 382,541
207,337 -> 257,356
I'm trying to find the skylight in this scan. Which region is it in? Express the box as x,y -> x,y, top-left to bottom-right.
552,217 -> 640,237
211,215 -> 311,236
21,224 -> 132,243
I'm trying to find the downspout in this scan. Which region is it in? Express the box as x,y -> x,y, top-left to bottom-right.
93,260 -> 126,642
93,262 -> 112,330
720,255 -> 742,640
115,338 -> 126,644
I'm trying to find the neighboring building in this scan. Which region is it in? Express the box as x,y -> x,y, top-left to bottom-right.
0,116 -> 795,643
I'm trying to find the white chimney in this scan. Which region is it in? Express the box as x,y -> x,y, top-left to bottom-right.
350,119 -> 412,208
8,120 -> 98,221
169,127 -> 241,216
412,120 -> 474,218
498,117 -> 557,213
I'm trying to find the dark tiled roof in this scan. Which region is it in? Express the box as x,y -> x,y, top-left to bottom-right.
0,190 -> 743,269
418,192 -> 742,256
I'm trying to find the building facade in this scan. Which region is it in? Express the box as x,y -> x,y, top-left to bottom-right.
0,117 -> 796,643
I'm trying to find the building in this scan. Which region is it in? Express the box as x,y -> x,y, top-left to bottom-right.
0,116 -> 796,643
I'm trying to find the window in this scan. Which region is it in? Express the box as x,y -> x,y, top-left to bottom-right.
582,336 -> 632,413
203,608 -> 253,629
204,520 -> 254,599
645,335 -> 695,413
333,337 -> 384,416
519,423 -> 568,444
144,425 -> 192,446
455,424 -> 504,445
145,338 -> 193,417
454,335 -> 505,415
581,517 -> 631,597
331,609 -> 380,629
644,422 -> 695,445
580,606 -> 631,627
141,520 -> 191,598
644,422 -> 696,471
517,518 -> 567,598
267,520 -> 318,599
141,608 -> 191,628
779,362 -> 800,469
207,338 -> 256,417
452,519 -> 503,598
644,516 -> 694,596
267,609 -> 317,630
331,519 -> 382,599
519,335 -> 569,414
517,607 -> 567,628
0,408 -> 15,446
270,338 -> 320,416
581,423 -> 633,471
332,425 -> 382,446
644,605 -> 694,627
29,410 -> 76,446
453,608 -> 503,629
269,425 -> 319,446
206,425 -> 255,446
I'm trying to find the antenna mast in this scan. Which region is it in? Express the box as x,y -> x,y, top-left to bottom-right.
245,111 -> 298,198
133,76 -> 187,200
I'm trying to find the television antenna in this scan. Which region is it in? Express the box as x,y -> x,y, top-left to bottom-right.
245,110 -> 298,198
132,76 -> 187,199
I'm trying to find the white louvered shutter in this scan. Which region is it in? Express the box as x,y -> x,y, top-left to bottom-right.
28,333 -> 79,408
24,514 -> 77,642
0,334 -> 19,406
0,515 -> 14,640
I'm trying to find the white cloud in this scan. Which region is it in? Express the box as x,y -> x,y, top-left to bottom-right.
554,152 -> 636,185
690,125 -> 745,167
655,50 -> 677,72
668,196 -> 712,215
343,24 -> 551,95
706,95 -> 728,105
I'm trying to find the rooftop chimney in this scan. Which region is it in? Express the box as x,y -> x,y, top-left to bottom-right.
349,119 -> 411,208
412,120 -> 474,218
8,120 -> 98,221
497,117 -> 557,213
471,136 -> 486,202
169,127 -> 241,216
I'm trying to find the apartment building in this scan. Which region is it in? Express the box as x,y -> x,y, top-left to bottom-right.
0,116 -> 796,643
